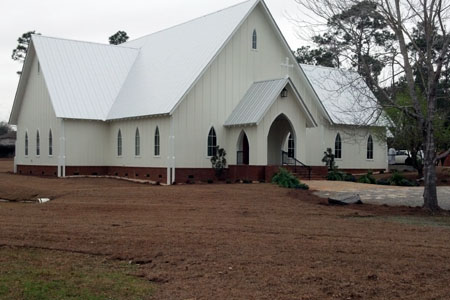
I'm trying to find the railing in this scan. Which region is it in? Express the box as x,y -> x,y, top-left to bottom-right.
281,150 -> 312,180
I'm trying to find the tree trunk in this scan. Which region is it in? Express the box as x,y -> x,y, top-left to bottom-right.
422,124 -> 440,212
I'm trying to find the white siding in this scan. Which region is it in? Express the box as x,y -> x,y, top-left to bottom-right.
171,4 -> 317,168
15,54 -> 60,167
306,124 -> 388,170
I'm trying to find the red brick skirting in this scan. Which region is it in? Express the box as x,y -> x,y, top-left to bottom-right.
17,164 -> 332,182
339,168 -> 387,174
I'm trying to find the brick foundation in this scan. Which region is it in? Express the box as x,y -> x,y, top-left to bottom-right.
16,164 -> 332,182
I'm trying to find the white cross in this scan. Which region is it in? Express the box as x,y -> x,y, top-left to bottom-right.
281,57 -> 294,78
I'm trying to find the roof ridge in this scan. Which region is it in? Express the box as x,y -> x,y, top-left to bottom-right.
254,77 -> 287,84
126,0 -> 258,46
32,34 -> 140,50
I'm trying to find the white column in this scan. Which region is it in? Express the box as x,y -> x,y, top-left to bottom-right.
58,119 -> 66,177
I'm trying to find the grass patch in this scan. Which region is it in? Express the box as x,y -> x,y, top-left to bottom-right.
345,214 -> 450,228
0,247 -> 153,300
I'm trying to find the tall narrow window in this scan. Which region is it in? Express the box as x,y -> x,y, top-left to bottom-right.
335,133 -> 342,159
207,127 -> 217,157
25,132 -> 28,156
36,130 -> 40,156
117,129 -> 122,156
135,128 -> 140,156
252,29 -> 257,49
288,134 -> 295,158
48,129 -> 53,156
367,135 -> 374,159
154,127 -> 160,156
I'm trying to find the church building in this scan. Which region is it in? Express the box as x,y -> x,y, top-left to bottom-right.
9,0 -> 388,184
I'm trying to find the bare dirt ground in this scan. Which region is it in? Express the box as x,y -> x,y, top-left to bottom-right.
1,159 -> 450,299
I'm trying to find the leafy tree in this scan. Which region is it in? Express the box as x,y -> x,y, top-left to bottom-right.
294,46 -> 338,67
296,0 -> 450,211
12,31 -> 41,74
109,31 -> 129,45
0,122 -> 13,136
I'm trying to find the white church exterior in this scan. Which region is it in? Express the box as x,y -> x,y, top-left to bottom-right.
9,0 -> 388,184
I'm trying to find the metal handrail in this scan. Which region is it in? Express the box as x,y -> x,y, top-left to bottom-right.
281,151 -> 312,180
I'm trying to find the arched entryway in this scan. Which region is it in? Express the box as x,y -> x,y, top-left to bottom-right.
237,131 -> 249,165
267,114 -> 296,165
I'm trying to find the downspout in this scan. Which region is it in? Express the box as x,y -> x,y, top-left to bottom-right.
58,118 -> 66,177
13,139 -> 17,173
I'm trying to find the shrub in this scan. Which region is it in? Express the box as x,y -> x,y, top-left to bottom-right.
207,179 -> 214,184
376,178 -> 391,185
296,183 -> 310,190
343,173 -> 356,182
272,168 -> 300,189
357,172 -> 376,184
243,179 -> 252,184
398,178 -> 416,186
225,179 -> 232,184
327,170 -> 344,181
389,171 -> 405,186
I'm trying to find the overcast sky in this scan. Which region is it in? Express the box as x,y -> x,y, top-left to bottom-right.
0,0 -> 308,122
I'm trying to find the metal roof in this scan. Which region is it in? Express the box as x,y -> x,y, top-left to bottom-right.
33,35 -> 139,121
300,64 -> 382,126
224,78 -> 316,127
107,0 -> 259,120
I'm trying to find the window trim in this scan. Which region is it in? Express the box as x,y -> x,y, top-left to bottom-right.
334,133 -> 342,160
36,129 -> 40,157
367,135 -> 374,160
207,127 -> 217,157
252,29 -> 258,50
288,133 -> 295,158
154,126 -> 160,157
135,127 -> 140,157
117,129 -> 122,157
48,129 -> 53,157
25,131 -> 29,157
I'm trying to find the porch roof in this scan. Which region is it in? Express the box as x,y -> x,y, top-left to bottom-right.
224,77 -> 316,127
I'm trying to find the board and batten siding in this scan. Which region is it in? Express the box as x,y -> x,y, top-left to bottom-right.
171,4 -> 316,168
15,53 -> 61,168
306,125 -> 388,170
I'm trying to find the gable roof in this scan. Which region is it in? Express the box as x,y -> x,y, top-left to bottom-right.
224,78 -> 316,127
108,0 -> 259,120
300,64 -> 382,126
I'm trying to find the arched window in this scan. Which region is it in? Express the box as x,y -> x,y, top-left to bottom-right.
25,132 -> 28,156
252,29 -> 257,50
117,129 -> 122,157
36,130 -> 40,156
135,128 -> 140,156
367,135 -> 374,159
288,134 -> 295,158
335,133 -> 342,159
207,127 -> 217,157
48,129 -> 53,156
154,127 -> 160,156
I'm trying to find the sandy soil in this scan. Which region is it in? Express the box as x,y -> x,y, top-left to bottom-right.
1,159 -> 450,299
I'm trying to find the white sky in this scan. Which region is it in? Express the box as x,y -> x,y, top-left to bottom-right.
0,0 -> 308,122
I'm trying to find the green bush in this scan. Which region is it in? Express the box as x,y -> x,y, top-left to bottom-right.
376,178 -> 391,185
326,170 -> 344,181
272,168 -> 309,190
357,172 -> 376,184
343,173 -> 356,182
389,171 -> 405,186
398,178 -> 416,186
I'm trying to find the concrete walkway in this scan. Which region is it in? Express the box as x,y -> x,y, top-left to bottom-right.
308,180 -> 450,210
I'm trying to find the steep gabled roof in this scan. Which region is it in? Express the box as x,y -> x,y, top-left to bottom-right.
10,0 -> 259,123
10,35 -> 139,123
300,64 -> 382,126
107,0 -> 259,120
224,78 -> 316,127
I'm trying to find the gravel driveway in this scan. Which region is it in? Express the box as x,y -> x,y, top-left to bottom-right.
308,180 -> 450,210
